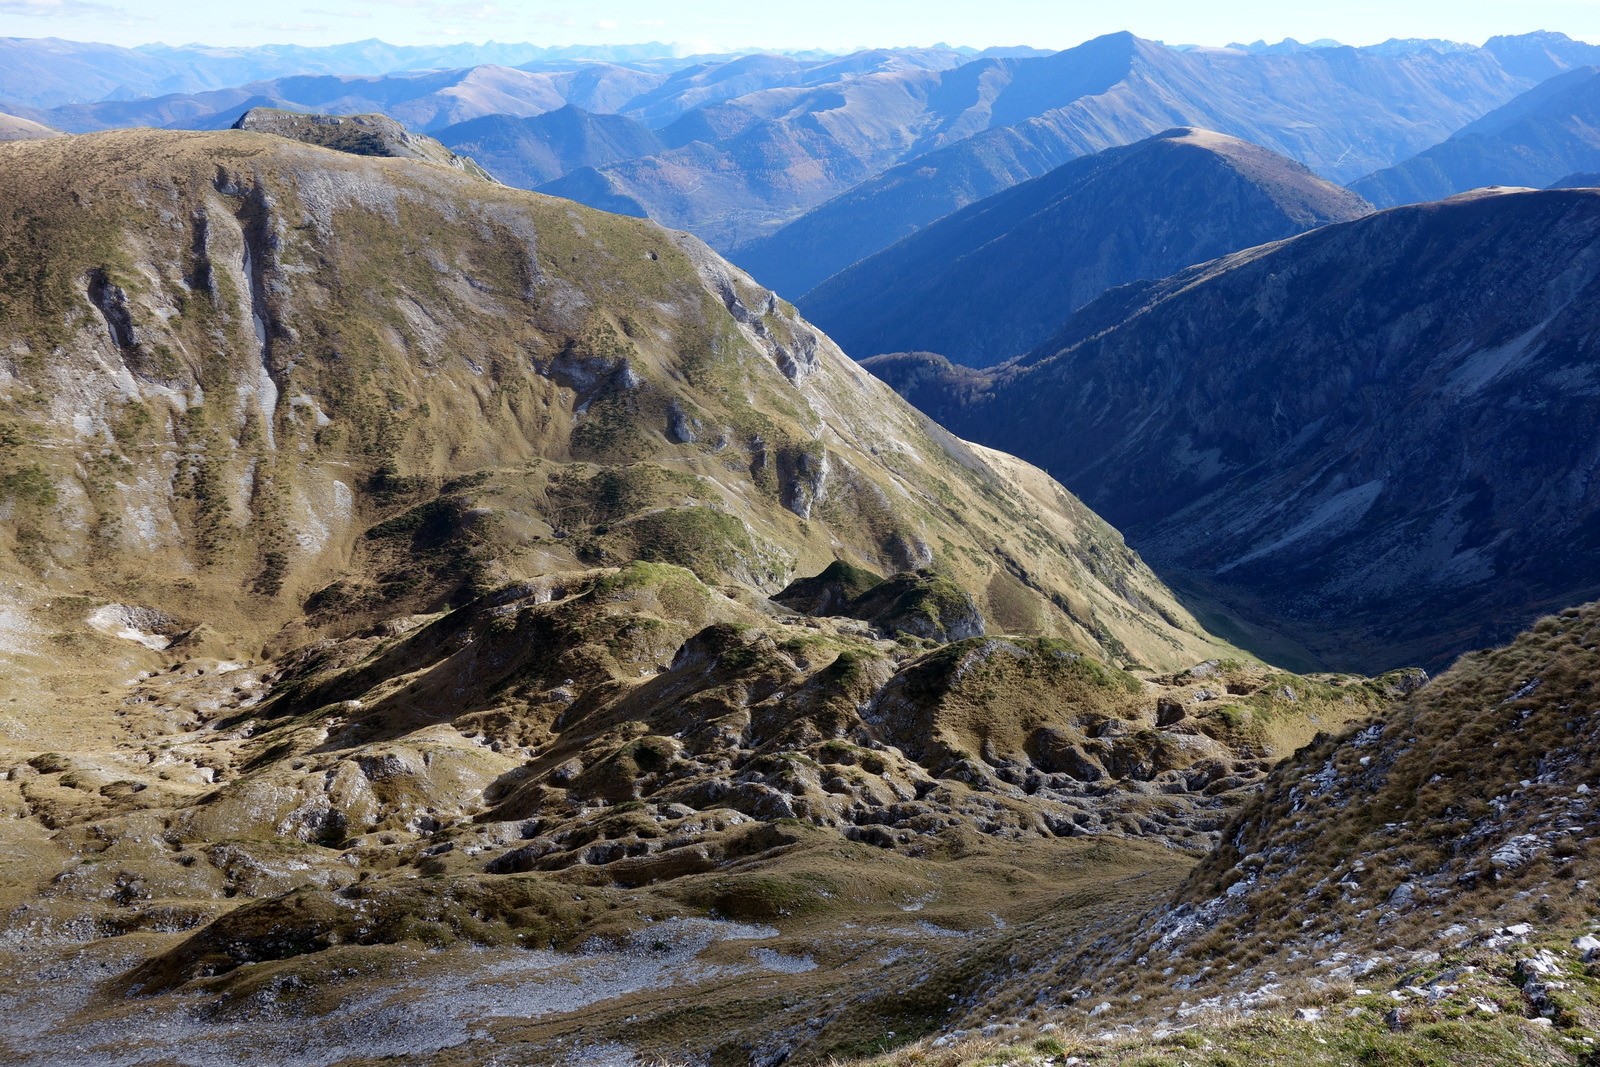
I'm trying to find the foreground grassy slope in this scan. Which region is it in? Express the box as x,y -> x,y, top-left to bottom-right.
854,601 -> 1600,1066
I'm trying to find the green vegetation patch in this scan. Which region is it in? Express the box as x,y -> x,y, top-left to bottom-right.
590,506 -> 762,584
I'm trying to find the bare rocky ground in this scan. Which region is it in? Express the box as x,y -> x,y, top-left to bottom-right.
0,575 -> 1390,1065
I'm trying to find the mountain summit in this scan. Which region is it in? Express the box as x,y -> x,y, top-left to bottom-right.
799,128 -> 1370,366
231,106 -> 498,179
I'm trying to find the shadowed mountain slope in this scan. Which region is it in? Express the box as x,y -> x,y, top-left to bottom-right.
867,189 -> 1600,674
1353,66 -> 1600,206
799,128 -> 1370,366
434,106 -> 666,187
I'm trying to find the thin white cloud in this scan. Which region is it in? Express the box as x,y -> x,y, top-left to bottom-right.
0,0 -> 127,17
231,19 -> 335,33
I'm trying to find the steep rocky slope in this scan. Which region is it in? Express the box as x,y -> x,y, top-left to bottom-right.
733,32 -> 1564,296
0,129 -> 1223,674
1353,66 -> 1600,206
435,105 -> 666,187
800,128 -> 1370,366
0,129 -> 1387,1065
868,188 -> 1600,674
232,107 -> 496,180
840,601 -> 1600,1065
1150,600 -> 1600,992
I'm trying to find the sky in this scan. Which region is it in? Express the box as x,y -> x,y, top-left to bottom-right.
2,0 -> 1600,53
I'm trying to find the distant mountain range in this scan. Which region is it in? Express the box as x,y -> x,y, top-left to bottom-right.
867,187 -> 1600,673
735,31 -> 1600,296
798,127 -> 1371,365
433,107 -> 666,188
14,63 -> 675,134
0,44 -> 998,135
1353,65 -> 1600,205
0,37 -> 750,109
1227,37 -> 1474,56
8,31 -> 1597,274
535,47 -> 1057,247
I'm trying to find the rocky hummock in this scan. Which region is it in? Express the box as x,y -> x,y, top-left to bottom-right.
869,187 -> 1600,674
232,106 -> 497,180
798,128 -> 1370,366
1046,599 -> 1600,1038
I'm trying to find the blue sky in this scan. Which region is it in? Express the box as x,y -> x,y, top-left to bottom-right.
3,0 -> 1599,52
